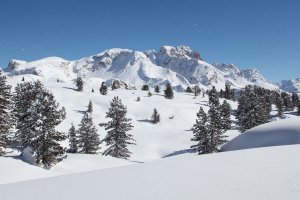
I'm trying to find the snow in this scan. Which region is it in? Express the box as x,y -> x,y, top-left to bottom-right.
222,117 -> 300,151
1,145 -> 300,200
278,78 -> 300,94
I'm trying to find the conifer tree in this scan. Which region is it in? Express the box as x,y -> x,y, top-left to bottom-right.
28,89 -> 67,168
151,108 -> 160,124
100,96 -> 135,159
281,92 -> 293,111
67,123 -> 78,153
190,107 -> 209,154
111,80 -> 118,90
14,80 -> 44,151
194,85 -> 201,96
297,103 -> 300,116
164,83 -> 174,99
291,93 -> 299,108
208,86 -> 219,106
0,70 -> 14,155
91,88 -> 94,93
185,86 -> 193,93
136,96 -> 141,102
21,77 -> 25,81
276,95 -> 284,118
141,85 -> 149,91
100,82 -> 108,95
220,100 -> 231,130
148,91 -> 152,97
224,83 -> 234,100
87,100 -> 93,113
155,85 -> 160,93
77,112 -> 100,154
76,77 -> 83,91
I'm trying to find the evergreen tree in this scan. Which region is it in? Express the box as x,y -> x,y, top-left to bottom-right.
91,88 -> 94,93
220,100 -> 231,130
194,85 -> 201,96
185,86 -> 193,93
111,80 -> 118,90
141,85 -> 149,91
100,96 -> 135,159
164,83 -> 174,99
0,70 -> 14,155
281,92 -> 293,111
87,100 -> 93,113
21,77 -> 25,81
67,123 -> 78,153
219,89 -> 225,98
76,77 -> 83,91
208,86 -> 220,106
297,103 -> 300,116
148,91 -> 152,97
155,85 -> 160,93
190,107 -> 209,154
224,83 -> 234,100
28,89 -> 67,168
77,112 -> 100,154
291,93 -> 299,108
151,108 -> 160,124
100,82 -> 108,95
136,96 -> 141,102
276,95 -> 284,118
14,80 -> 44,151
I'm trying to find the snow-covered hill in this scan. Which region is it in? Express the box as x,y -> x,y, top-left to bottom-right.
5,45 -> 280,91
1,145 -> 300,200
278,78 -> 300,94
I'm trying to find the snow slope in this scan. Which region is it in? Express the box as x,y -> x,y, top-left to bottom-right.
278,78 -> 300,94
1,145 -> 300,200
222,117 -> 300,151
5,45 -> 280,91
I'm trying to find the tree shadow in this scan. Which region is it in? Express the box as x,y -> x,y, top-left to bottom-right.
62,86 -> 77,91
137,119 -> 153,123
163,148 -> 196,158
73,110 -> 87,114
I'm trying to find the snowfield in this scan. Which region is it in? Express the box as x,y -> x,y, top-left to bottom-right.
0,71 -> 300,199
1,145 -> 300,200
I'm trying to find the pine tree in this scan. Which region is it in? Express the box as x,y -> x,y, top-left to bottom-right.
29,89 -> 67,168
164,83 -> 174,99
194,85 -> 201,96
297,103 -> 300,116
91,88 -> 94,93
141,85 -> 149,91
67,123 -> 78,153
155,85 -> 160,93
190,107 -> 209,154
208,86 -> 219,106
136,96 -> 141,102
14,80 -> 44,151
224,83 -> 234,100
151,108 -> 160,124
100,82 -> 108,95
220,100 -> 231,130
291,93 -> 299,108
100,96 -> 135,159
276,94 -> 284,118
87,100 -> 93,113
21,77 -> 25,81
76,77 -> 83,91
77,112 -> 100,154
111,80 -> 118,90
281,92 -> 293,111
185,86 -> 193,93
0,70 -> 14,155
148,91 -> 152,97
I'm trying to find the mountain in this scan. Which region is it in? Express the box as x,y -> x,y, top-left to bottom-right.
6,45 -> 279,91
278,78 -> 300,94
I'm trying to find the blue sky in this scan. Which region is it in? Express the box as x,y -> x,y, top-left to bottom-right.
0,0 -> 299,82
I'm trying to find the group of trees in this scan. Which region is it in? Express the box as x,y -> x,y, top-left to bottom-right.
190,86 -> 231,154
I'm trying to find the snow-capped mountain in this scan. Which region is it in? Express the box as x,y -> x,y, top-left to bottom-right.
6,45 -> 279,91
278,78 -> 300,94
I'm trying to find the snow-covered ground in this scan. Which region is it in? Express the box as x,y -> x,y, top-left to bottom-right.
1,74 -> 300,199
1,145 -> 300,200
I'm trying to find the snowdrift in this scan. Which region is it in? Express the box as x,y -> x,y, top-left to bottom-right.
222,117 -> 300,151
1,145 -> 300,200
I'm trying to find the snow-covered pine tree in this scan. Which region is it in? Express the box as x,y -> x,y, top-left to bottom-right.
87,100 -> 93,113
0,70 -> 14,155
208,86 -> 220,106
220,100 -> 231,130
14,80 -> 44,152
297,102 -> 300,116
164,83 -> 174,99
281,92 -> 293,111
77,112 -> 100,154
76,77 -> 83,91
276,94 -> 284,118
291,93 -> 299,108
67,123 -> 78,153
190,107 -> 209,154
100,96 -> 135,159
100,82 -> 108,95
151,108 -> 160,124
29,89 -> 67,169
155,85 -> 160,93
224,83 -> 234,100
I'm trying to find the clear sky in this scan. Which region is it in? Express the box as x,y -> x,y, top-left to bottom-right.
0,0 -> 299,82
